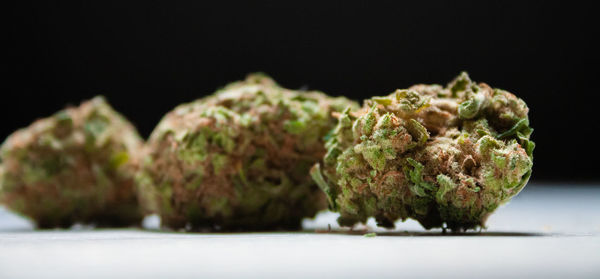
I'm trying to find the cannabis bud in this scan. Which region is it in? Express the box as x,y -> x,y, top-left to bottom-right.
141,74 -> 358,231
0,96 -> 144,228
311,72 -> 534,231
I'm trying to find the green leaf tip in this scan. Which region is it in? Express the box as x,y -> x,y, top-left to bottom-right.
310,163 -> 337,210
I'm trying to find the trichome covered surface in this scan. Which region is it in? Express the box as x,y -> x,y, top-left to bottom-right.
312,72 -> 534,231
142,74 -> 358,231
0,97 -> 144,228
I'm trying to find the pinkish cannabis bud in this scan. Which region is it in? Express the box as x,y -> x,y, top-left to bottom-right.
312,72 -> 534,231
140,74 -> 359,231
0,97 -> 144,228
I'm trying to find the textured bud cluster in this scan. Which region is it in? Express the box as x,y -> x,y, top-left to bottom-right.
0,72 -> 533,232
140,74 -> 359,230
0,97 -> 143,228
311,72 -> 534,231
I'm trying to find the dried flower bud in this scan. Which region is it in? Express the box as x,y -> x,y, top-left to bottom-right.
312,72 -> 534,231
141,74 -> 358,231
0,97 -> 144,228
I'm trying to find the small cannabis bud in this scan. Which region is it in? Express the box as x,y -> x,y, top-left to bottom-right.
141,74 -> 358,231
311,72 -> 534,231
0,96 -> 144,228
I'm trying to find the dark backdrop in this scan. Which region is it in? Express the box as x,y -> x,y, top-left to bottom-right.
4,1 -> 598,181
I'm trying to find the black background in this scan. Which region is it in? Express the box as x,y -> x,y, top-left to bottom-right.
4,1 -> 598,181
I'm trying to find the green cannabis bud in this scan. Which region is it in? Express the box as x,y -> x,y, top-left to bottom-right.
312,72 -> 534,231
141,74 -> 358,231
0,97 -> 144,228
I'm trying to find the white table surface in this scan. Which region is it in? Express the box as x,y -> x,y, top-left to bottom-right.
1,183 -> 599,279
